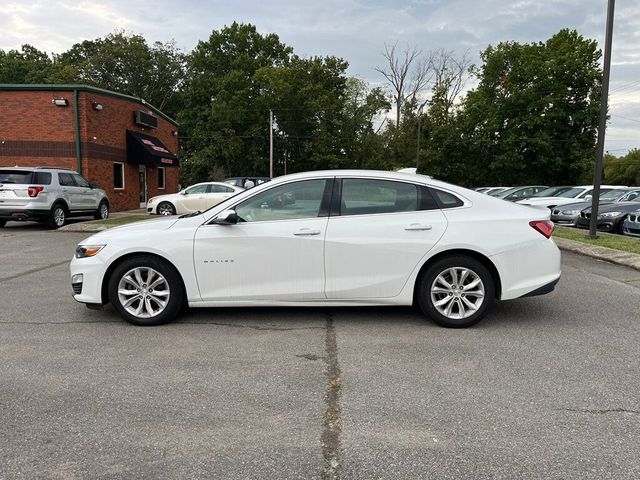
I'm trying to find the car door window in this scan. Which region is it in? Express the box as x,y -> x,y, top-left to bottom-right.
58,173 -> 75,186
72,174 -> 90,188
235,179 -> 328,222
185,185 -> 208,194
341,179 -> 420,216
209,184 -> 234,193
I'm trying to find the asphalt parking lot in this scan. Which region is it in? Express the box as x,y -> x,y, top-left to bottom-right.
1,223 -> 640,479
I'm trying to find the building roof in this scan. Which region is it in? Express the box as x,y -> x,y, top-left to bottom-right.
0,83 -> 178,126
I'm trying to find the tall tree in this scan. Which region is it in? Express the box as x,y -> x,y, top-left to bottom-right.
0,45 -> 56,83
375,43 -> 433,128
178,22 -> 292,183
56,32 -> 185,115
427,29 -> 602,186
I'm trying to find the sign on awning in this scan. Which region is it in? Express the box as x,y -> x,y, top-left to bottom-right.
126,130 -> 179,167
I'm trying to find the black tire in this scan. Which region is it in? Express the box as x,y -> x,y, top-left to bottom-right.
0,219 -> 6,228
157,201 -> 176,216
94,200 -> 109,220
108,255 -> 184,326
416,255 -> 495,328
47,203 -> 67,228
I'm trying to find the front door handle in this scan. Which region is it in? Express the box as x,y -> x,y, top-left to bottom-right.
293,228 -> 321,236
404,223 -> 432,231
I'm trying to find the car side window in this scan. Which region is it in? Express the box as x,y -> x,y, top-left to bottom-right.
430,188 -> 464,208
209,184 -> 235,193
72,174 -> 90,188
185,185 -> 208,194
235,179 -> 328,223
340,179 -> 419,216
58,173 -> 75,187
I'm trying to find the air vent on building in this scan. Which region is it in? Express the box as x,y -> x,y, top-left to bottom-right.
134,110 -> 158,129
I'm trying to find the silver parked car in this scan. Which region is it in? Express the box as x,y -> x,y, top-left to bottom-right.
0,166 -> 109,228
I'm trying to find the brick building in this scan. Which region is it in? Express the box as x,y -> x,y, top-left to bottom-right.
0,84 -> 179,211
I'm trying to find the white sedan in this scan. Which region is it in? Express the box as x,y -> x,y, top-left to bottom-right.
71,170 -> 561,328
146,182 -> 244,215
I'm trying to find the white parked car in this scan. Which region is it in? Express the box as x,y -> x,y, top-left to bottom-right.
71,170 -> 561,328
516,185 -> 628,209
146,182 -> 244,215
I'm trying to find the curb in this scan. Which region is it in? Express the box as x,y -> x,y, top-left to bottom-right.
57,223 -> 113,233
554,237 -> 640,272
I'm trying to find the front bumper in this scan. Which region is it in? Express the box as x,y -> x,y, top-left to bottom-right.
576,216 -> 619,232
623,217 -> 640,237
70,255 -> 108,305
550,212 -> 579,226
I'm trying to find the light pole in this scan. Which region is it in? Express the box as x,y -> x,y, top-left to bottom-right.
269,110 -> 274,178
589,0 -> 615,239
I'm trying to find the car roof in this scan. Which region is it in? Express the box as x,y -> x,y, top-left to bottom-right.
0,166 -> 77,173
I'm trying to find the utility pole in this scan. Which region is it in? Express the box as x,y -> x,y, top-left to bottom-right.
589,0 -> 615,239
416,99 -> 428,171
269,110 -> 274,178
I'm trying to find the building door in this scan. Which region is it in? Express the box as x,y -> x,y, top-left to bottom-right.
138,165 -> 147,208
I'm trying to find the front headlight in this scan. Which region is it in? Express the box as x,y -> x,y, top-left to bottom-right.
599,211 -> 622,218
148,197 -> 158,203
75,245 -> 105,258
561,209 -> 581,215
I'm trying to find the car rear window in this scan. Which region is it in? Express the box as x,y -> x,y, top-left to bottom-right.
0,169 -> 33,184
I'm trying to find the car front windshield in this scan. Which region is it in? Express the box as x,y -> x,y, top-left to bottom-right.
555,187 -> 584,198
533,186 -> 571,197
494,187 -> 520,198
600,190 -> 626,201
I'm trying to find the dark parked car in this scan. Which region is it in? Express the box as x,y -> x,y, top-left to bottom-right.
577,200 -> 640,233
551,189 -> 640,227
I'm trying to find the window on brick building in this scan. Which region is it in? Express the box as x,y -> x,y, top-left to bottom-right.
113,163 -> 124,189
158,167 -> 165,189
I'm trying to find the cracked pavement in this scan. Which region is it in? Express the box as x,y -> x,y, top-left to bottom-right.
1,224 -> 640,479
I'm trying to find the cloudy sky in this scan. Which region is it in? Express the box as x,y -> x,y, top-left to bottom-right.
3,0 -> 639,154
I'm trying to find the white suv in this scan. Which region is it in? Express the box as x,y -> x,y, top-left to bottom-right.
0,166 -> 110,228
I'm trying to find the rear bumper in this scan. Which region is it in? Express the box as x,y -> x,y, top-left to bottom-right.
520,276 -> 560,298
491,238 -> 562,301
0,208 -> 50,221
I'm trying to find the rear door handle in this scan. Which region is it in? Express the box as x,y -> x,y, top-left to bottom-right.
293,228 -> 321,236
404,223 -> 432,231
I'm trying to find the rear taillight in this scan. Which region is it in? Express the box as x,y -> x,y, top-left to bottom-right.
530,220 -> 554,238
28,186 -> 44,197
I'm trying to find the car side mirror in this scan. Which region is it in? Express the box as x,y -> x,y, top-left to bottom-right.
212,209 -> 238,225
89,183 -> 97,189
584,195 -> 592,202
180,190 -> 187,195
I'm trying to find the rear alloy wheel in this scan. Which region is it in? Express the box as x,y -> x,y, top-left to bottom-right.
94,201 -> 109,220
108,255 -> 184,326
48,204 -> 67,228
417,255 -> 495,328
157,201 -> 176,216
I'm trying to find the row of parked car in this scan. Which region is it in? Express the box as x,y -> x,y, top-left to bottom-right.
475,185 -> 640,237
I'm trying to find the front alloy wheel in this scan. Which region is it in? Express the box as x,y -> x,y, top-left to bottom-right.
157,202 -> 176,216
108,255 -> 184,326
417,255 -> 495,328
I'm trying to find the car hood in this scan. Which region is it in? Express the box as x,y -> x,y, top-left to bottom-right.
148,192 -> 178,203
583,202 -> 640,214
80,216 -> 183,244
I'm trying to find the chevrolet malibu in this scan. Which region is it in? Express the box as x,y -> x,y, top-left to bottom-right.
70,170 -> 561,328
